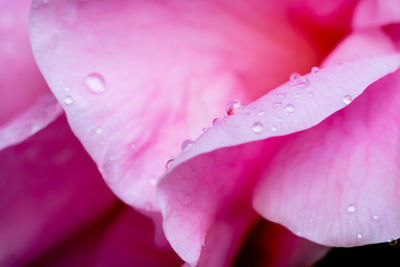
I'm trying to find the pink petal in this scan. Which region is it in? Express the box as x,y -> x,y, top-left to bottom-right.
158,49 -> 400,265
0,0 -> 61,149
0,115 -> 116,266
253,56 -> 400,246
353,0 -> 400,29
31,205 -> 183,267
29,0 -> 336,210
235,220 -> 329,267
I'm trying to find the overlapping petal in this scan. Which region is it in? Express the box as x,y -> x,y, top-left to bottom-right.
158,49 -> 400,264
0,0 -> 61,149
353,0 -> 400,29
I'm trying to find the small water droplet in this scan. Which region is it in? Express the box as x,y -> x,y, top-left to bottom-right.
63,86 -> 70,92
372,215 -> 379,220
165,159 -> 174,169
85,72 -> 106,93
277,92 -> 286,98
202,127 -> 208,133
285,104 -> 295,113
271,126 -> 277,132
252,121 -> 263,134
64,95 -> 73,105
258,110 -> 266,116
389,239 -> 398,246
357,233 -> 363,239
150,178 -> 157,186
296,231 -> 302,236
347,204 -> 356,213
311,66 -> 320,74
181,139 -> 194,151
212,118 -> 221,125
295,76 -> 310,88
343,95 -> 352,105
290,72 -> 301,81
225,100 -> 243,116
95,128 -> 102,135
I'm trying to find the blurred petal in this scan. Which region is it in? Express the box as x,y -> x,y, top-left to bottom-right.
158,50 -> 400,264
353,0 -> 400,29
0,115 -> 116,266
29,0 -> 347,210
234,220 -> 329,267
0,0 -> 61,149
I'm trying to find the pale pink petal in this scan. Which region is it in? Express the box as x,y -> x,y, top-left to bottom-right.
0,0 -> 61,149
353,0 -> 400,29
254,59 -> 400,247
235,220 -> 329,267
0,115 -> 116,266
158,50 -> 400,264
29,0 -> 333,210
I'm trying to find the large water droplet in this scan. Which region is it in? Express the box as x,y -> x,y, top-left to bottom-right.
85,72 -> 106,93
165,159 -> 174,169
181,139 -> 194,151
225,100 -> 243,116
252,121 -> 263,134
64,95 -> 73,105
343,95 -> 352,105
285,104 -> 295,113
290,72 -> 301,81
388,239 -> 398,246
347,204 -> 356,213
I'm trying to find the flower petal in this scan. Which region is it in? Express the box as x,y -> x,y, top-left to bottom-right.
0,0 -> 61,149
0,115 -> 116,266
158,51 -> 400,264
29,0 -> 331,210
353,0 -> 400,29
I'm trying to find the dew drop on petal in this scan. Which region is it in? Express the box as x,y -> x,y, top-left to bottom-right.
85,72 -> 106,93
252,121 -> 263,134
372,215 -> 379,220
64,95 -> 73,105
212,118 -> 221,125
357,233 -> 363,239
347,204 -> 356,213
181,139 -> 194,151
225,100 -> 243,116
271,126 -> 277,132
285,104 -> 295,113
343,95 -> 352,105
202,127 -> 208,133
258,110 -> 266,116
165,159 -> 174,169
389,239 -> 398,246
95,127 -> 102,135
290,72 -> 301,81
311,66 -> 320,74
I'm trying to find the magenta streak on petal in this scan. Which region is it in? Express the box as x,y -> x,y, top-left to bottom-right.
157,54 -> 400,264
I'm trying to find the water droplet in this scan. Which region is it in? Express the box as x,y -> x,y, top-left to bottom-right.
258,110 -> 266,116
165,159 -> 174,169
285,104 -> 295,113
252,121 -> 263,134
271,126 -> 277,132
63,86 -> 70,92
311,66 -> 320,74
225,100 -> 243,116
290,72 -> 301,81
277,92 -> 286,98
212,118 -> 221,125
64,95 -> 73,105
347,204 -> 356,213
85,72 -> 106,93
357,233 -> 363,239
295,76 -> 310,88
389,239 -> 398,246
343,95 -> 352,105
202,127 -> 208,133
150,178 -> 157,186
372,215 -> 379,220
308,91 -> 314,97
95,128 -> 102,135
181,139 -> 194,151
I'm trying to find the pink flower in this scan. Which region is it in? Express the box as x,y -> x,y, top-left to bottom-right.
2,0 -> 400,266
